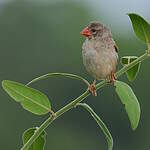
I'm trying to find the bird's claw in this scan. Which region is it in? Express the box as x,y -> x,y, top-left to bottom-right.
89,80 -> 97,96
110,71 -> 115,85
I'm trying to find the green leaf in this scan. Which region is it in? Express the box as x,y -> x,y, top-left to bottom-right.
26,72 -> 90,86
128,13 -> 150,44
23,128 -> 46,150
77,103 -> 113,150
121,56 -> 141,81
2,80 -> 51,115
114,80 -> 140,130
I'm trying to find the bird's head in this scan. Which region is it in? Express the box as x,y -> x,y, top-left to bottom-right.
80,21 -> 104,38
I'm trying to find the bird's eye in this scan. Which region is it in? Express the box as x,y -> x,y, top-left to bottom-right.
91,29 -> 96,33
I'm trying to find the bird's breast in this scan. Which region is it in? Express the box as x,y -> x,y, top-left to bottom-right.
82,39 -> 118,80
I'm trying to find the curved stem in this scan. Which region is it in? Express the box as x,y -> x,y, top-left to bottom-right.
21,52 -> 149,150
76,103 -> 113,150
26,73 -> 90,87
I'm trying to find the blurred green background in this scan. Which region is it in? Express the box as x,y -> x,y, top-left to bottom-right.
0,0 -> 150,149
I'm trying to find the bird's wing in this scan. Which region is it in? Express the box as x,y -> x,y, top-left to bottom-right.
114,42 -> 119,53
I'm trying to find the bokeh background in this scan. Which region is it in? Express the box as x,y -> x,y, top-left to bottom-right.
0,0 -> 150,149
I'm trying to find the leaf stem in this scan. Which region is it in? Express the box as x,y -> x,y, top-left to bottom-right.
76,103 -> 113,150
26,73 -> 90,87
21,52 -> 149,150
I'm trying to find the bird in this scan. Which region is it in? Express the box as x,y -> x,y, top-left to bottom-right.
80,21 -> 118,96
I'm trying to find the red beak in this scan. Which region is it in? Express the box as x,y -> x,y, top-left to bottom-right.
80,27 -> 91,37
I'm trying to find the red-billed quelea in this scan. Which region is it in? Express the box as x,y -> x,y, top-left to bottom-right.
81,21 -> 118,96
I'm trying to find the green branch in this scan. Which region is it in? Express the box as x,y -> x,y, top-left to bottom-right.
21,52 -> 149,150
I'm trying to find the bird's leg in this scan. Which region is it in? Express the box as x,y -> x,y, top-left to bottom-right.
110,71 -> 115,84
89,79 -> 97,96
